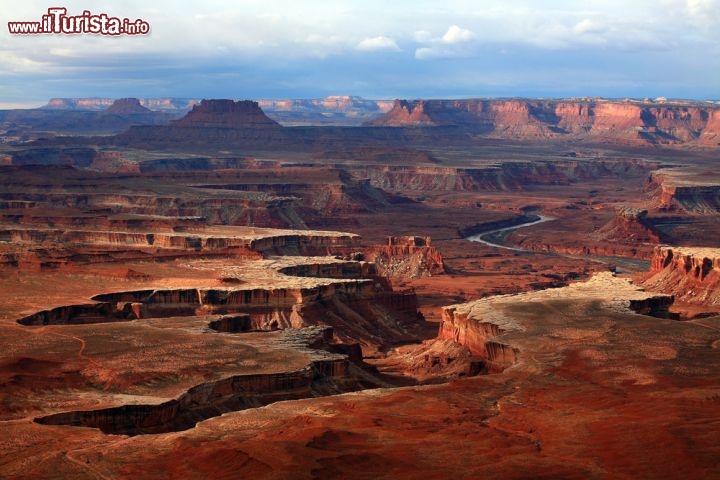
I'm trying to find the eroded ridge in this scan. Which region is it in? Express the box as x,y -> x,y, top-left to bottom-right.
14,254 -> 422,351
639,246 -> 720,318
438,272 -> 675,372
34,326 -> 379,436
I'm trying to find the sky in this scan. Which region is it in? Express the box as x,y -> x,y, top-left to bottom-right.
1,0 -> 719,107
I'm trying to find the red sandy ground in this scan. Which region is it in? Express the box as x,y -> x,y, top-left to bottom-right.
4,277 -> 719,479
1,144 -> 720,479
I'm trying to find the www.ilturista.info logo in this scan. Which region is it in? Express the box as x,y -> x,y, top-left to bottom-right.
8,7 -> 150,35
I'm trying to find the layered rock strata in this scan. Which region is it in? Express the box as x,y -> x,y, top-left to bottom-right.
368,98 -> 720,145
643,246 -> 720,305
34,327 -> 375,436
439,273 -> 675,372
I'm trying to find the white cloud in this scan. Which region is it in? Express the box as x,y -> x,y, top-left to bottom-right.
356,36 -> 400,52
414,47 -> 435,60
413,30 -> 432,42
1,0 -> 719,102
414,25 -> 477,59
572,19 -> 608,36
441,25 -> 476,44
685,0 -> 719,28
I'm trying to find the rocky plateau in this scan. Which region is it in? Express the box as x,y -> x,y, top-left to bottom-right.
0,97 -> 719,479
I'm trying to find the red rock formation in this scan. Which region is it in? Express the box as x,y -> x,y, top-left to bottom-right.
173,99 -> 281,128
437,306 -> 518,373
347,159 -> 655,194
699,109 -> 720,145
369,100 -> 435,125
642,246 -> 720,306
592,207 -> 661,244
588,102 -> 645,139
34,326 -> 381,436
363,236 -> 445,279
648,170 -> 720,213
35,358 -> 357,435
366,98 -> 720,145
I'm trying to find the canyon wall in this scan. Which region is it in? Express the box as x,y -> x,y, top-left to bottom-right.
642,246 -> 720,306
438,306 -> 518,373
367,99 -> 720,145
345,159 -> 655,194
648,170 -> 720,214
438,273 -> 677,374
34,326 -> 376,436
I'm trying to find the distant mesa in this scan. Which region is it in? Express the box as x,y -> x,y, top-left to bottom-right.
41,97 -> 200,113
103,98 -> 152,115
39,95 -> 391,126
172,99 -> 282,128
43,97 -> 115,111
365,98 -> 720,145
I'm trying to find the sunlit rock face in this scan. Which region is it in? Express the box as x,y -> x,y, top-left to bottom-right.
367,98 -> 720,145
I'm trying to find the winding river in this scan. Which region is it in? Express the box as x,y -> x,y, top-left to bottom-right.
466,214 -> 650,272
466,215 -> 554,251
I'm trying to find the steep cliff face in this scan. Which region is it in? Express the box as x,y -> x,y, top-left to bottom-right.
34,326 -> 379,436
371,100 -> 436,125
438,273 -> 676,373
648,170 -> 720,214
437,307 -> 518,373
366,98 -> 720,145
592,207 -> 661,244
661,185 -> 720,213
173,100 -> 281,128
642,246 -> 720,306
361,236 -> 445,279
699,109 -> 720,146
347,159 -> 654,194
17,252 -> 423,353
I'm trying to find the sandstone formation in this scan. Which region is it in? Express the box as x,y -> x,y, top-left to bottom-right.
34,326 -> 378,436
367,98 -> 720,145
649,168 -> 720,214
5,269 -> 718,479
172,99 -> 281,128
1,98 -> 720,478
43,97 -> 116,110
590,207 -> 661,248
642,245 -> 720,308
344,159 -> 656,195
439,272 -> 674,372
353,236 -> 445,279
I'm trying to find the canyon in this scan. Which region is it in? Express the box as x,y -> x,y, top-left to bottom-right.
0,97 -> 719,479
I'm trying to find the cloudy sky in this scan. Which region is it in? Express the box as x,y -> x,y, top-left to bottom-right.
1,0 -> 719,107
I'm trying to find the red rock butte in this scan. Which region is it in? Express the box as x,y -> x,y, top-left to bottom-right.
172,99 -> 282,128
103,98 -> 153,115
